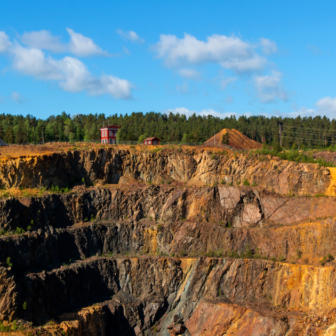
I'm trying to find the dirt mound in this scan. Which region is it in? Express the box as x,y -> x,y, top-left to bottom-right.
203,128 -> 262,149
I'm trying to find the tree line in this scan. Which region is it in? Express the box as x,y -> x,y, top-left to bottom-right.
0,111 -> 336,148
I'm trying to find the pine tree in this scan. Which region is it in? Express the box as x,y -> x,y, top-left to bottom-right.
5,125 -> 14,144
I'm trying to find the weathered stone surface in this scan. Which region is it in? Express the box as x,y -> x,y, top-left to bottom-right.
0,266 -> 18,321
186,301 -> 288,336
1,256 -> 334,333
0,148 -> 332,195
4,214 -> 336,274
2,185 -> 336,232
1,148 -> 336,335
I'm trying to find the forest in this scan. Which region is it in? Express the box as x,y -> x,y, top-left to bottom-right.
1,111 -> 336,149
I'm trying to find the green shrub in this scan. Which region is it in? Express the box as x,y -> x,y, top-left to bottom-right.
6,257 -> 13,268
255,148 -> 335,167
157,224 -> 163,231
22,302 -> 27,310
15,227 -> 25,234
11,320 -> 17,331
243,179 -> 250,186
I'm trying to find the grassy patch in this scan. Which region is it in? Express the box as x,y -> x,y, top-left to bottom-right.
254,148 -> 335,167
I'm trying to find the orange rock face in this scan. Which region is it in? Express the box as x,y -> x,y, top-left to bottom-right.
0,148 -> 333,196
186,301 -> 288,336
1,147 -> 336,335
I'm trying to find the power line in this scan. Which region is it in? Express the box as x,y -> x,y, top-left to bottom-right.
282,125 -> 336,132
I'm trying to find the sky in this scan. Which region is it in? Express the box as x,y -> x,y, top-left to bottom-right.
0,0 -> 335,120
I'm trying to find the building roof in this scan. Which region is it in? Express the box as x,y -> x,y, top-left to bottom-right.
0,139 -> 8,146
99,125 -> 121,130
144,137 -> 160,141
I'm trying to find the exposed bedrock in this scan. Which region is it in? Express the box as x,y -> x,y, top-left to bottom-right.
1,185 -> 336,231
2,217 -> 336,274
3,257 -> 336,334
0,148 -> 333,195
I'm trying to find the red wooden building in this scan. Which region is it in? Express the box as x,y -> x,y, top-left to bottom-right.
143,137 -> 160,145
100,125 -> 121,144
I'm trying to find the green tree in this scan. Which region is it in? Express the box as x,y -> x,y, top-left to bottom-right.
4,124 -> 14,144
221,133 -> 230,145
138,134 -> 147,143
116,129 -> 121,144
181,133 -> 188,143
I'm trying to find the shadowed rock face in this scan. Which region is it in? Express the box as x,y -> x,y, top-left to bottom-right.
2,185 -> 336,232
2,256 -> 336,335
1,149 -> 336,335
0,148 -> 332,195
3,216 -> 336,275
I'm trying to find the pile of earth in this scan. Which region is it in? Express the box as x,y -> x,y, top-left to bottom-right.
203,128 -> 262,149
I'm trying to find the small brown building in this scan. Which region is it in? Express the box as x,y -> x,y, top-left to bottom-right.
143,137 -> 160,145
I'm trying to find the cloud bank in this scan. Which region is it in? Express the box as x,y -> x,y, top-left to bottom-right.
0,30 -> 133,99
154,33 -> 276,74
20,28 -> 109,56
254,71 -> 288,103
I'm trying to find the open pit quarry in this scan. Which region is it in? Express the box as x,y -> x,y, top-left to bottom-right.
1,146 -> 336,335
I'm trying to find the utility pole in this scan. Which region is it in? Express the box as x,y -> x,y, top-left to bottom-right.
279,124 -> 282,147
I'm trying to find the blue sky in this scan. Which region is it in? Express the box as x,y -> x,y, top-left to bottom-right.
0,0 -> 335,119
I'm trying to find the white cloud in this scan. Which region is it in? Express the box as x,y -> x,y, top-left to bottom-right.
221,77 -> 237,89
155,33 -> 269,74
286,106 -> 316,118
178,68 -> 200,79
259,38 -> 277,55
66,28 -> 108,56
117,30 -> 144,43
0,31 -> 11,53
20,28 -> 108,56
316,97 -> 336,114
166,107 -> 250,119
10,44 -> 133,99
21,30 -> 65,53
11,92 -> 28,103
254,70 -> 288,103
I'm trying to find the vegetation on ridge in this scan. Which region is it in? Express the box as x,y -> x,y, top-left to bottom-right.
252,145 -> 335,167
2,112 -> 336,149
